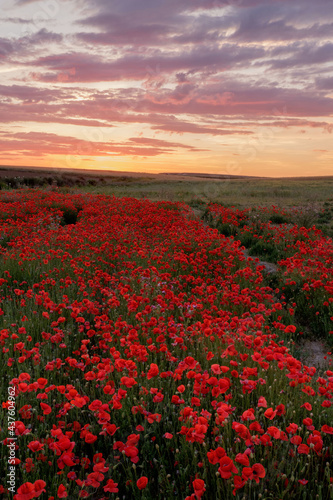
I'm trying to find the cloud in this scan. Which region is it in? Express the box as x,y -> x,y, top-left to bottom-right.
150,122 -> 253,135
76,13 -> 173,46
0,130 -> 205,158
265,42 -> 333,70
1,80 -> 332,138
0,83 -> 68,102
28,43 -> 266,83
1,17 -> 33,24
21,28 -> 63,45
15,0 -> 41,4
0,38 -> 14,58
128,137 -> 203,150
0,29 -> 63,62
316,76 -> 333,90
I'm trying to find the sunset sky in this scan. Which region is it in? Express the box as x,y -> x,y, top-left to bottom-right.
0,0 -> 332,177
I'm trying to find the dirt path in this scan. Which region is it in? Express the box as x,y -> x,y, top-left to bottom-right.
190,207 -> 279,274
295,339 -> 331,371
188,207 -> 332,371
241,248 -> 278,274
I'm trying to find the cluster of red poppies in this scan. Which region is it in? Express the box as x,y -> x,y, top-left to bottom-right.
208,203 -> 333,341
0,191 -> 332,499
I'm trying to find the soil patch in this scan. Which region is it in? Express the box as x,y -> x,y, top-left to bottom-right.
295,339 -> 331,371
241,248 -> 278,274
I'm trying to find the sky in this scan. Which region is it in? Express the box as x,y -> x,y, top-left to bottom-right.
0,0 -> 332,177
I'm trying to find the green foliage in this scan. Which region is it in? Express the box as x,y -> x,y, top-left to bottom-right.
239,232 -> 256,248
60,206 -> 82,225
188,199 -> 206,210
317,209 -> 332,224
0,235 -> 11,248
216,220 -> 238,237
201,208 -> 214,224
269,214 -> 289,224
248,240 -> 279,262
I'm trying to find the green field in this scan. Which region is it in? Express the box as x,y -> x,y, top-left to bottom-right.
1,166 -> 333,207
2,167 -> 333,234
74,176 -> 333,239
78,176 -> 333,207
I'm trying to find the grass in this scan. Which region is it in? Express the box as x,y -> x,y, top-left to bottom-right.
76,177 -> 333,237
2,166 -> 333,208
77,177 -> 333,207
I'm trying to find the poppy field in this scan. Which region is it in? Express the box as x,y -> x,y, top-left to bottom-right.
0,190 -> 332,500
205,203 -> 333,344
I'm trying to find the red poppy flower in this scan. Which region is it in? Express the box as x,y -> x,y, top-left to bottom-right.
15,482 -> 35,500
193,478 -> 206,499
27,441 -> 44,453
267,426 -> 280,439
301,403 -> 312,411
211,364 -> 221,375
34,480 -> 46,498
241,408 -> 255,421
57,484 -> 67,498
37,378 -> 48,389
264,408 -> 277,420
233,475 -> 246,495
321,425 -> 333,435
147,363 -> 159,379
235,452 -> 250,466
275,404 -> 286,416
218,456 -> 238,479
298,444 -> 310,454
104,479 -> 119,493
40,403 -> 52,415
251,463 -> 266,483
257,396 -> 268,408
84,432 -> 97,444
286,423 -> 299,434
242,466 -> 253,481
136,476 -> 148,490
15,421 -> 29,436
207,447 -> 226,465
290,435 -> 302,445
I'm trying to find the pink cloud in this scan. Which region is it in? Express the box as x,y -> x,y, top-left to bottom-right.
0,131 -> 204,159
27,44 -> 265,83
